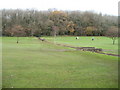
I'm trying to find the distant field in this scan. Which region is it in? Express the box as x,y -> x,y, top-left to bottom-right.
43,36 -> 119,54
2,37 -> 118,88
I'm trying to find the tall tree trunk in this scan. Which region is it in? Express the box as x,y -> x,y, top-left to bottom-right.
113,39 -> 115,45
54,30 -> 56,44
17,37 -> 19,43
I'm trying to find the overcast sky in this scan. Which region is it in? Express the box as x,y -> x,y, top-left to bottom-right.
0,0 -> 119,16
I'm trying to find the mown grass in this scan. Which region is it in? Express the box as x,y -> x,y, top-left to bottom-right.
2,37 -> 118,88
43,36 -> 119,54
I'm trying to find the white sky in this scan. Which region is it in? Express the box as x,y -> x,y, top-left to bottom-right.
0,0 -> 119,16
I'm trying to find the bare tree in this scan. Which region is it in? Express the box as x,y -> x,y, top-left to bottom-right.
106,26 -> 118,45
5,25 -> 26,43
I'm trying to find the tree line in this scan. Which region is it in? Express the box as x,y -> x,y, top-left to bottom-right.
2,9 -> 118,37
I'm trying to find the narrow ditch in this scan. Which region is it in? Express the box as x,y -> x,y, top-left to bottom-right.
37,37 -> 120,57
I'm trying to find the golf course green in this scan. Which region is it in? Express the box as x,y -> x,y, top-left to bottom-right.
2,37 -> 118,88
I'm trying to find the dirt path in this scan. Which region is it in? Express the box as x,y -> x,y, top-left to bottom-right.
56,43 -> 120,57
38,37 -> 120,57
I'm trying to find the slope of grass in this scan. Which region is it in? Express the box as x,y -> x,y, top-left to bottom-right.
43,36 -> 119,54
2,37 -> 118,88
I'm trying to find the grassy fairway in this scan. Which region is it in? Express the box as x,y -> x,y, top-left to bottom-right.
43,36 -> 119,54
2,37 -> 118,88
